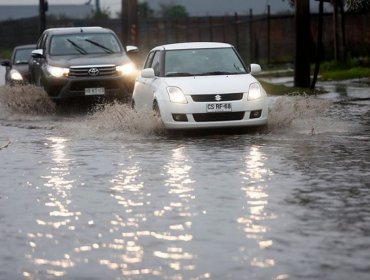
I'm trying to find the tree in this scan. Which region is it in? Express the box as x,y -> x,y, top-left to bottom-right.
91,6 -> 111,19
345,0 -> 370,11
159,3 -> 188,18
138,2 -> 155,19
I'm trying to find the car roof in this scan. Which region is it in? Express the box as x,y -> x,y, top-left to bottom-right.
43,26 -> 112,35
151,42 -> 234,51
13,44 -> 36,50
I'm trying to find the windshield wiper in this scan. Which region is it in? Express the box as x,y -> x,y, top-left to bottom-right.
165,72 -> 194,77
197,71 -> 236,76
84,39 -> 113,54
67,39 -> 87,55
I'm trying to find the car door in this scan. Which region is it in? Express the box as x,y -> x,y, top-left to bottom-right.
133,51 -> 162,110
30,33 -> 47,84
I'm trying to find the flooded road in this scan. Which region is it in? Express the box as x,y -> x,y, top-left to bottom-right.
1,67 -> 370,279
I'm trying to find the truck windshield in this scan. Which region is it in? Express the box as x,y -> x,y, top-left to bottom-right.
50,33 -> 122,55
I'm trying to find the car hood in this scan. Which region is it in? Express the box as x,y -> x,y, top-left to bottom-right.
47,53 -> 132,67
163,74 -> 259,94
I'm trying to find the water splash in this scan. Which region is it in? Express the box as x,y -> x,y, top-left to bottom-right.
267,95 -> 332,134
0,84 -> 334,136
67,101 -> 166,137
0,85 -> 56,119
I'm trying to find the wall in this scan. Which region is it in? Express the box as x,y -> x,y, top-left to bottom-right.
0,12 -> 369,67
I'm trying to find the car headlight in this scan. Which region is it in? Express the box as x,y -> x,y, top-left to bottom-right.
10,69 -> 23,81
247,83 -> 262,101
46,65 -> 69,78
116,63 -> 137,76
167,87 -> 187,104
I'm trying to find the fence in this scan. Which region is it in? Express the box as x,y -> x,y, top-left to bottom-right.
0,11 -> 369,66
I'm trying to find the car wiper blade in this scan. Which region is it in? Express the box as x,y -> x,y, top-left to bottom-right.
165,72 -> 194,77
67,39 -> 87,55
197,71 -> 236,76
84,39 -> 113,53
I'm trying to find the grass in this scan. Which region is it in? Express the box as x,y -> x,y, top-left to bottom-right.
258,79 -> 324,96
317,57 -> 370,80
319,66 -> 370,80
257,57 -> 370,95
0,48 -> 12,60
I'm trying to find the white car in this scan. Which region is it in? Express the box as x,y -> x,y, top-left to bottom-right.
132,42 -> 268,130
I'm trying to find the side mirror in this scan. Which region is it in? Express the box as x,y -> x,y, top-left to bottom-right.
1,60 -> 10,67
141,68 -> 155,79
126,45 -> 139,53
31,49 -> 44,58
250,64 -> 262,74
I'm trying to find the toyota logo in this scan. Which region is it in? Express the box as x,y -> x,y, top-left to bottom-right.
88,68 -> 99,76
215,94 -> 222,101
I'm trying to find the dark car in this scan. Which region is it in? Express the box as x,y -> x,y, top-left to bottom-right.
1,44 -> 36,85
29,26 -> 138,102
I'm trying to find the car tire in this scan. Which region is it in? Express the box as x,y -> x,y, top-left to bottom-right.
153,100 -> 160,116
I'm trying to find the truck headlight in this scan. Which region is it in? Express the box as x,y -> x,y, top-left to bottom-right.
167,87 -> 187,104
116,63 -> 137,76
46,65 -> 69,78
10,69 -> 23,81
247,83 -> 262,101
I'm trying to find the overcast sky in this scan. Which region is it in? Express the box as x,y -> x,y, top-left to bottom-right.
0,0 -> 330,16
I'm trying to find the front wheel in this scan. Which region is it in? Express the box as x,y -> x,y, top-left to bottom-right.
153,100 -> 160,116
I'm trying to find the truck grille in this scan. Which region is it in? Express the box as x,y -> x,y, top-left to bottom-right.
69,65 -> 117,77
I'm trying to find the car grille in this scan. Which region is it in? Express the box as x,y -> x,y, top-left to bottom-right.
69,65 -> 117,77
70,80 -> 120,91
191,93 -> 244,102
193,112 -> 245,122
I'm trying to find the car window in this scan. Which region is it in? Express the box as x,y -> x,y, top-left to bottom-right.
144,51 -> 155,69
13,48 -> 34,64
151,51 -> 161,76
49,33 -> 122,55
164,47 -> 247,77
37,34 -> 47,50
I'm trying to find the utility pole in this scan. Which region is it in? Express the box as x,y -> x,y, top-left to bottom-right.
39,0 -> 48,35
95,0 -> 101,14
121,0 -> 138,45
294,0 -> 311,88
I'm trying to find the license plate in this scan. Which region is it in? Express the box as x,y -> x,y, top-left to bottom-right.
85,88 -> 105,95
206,103 -> 232,112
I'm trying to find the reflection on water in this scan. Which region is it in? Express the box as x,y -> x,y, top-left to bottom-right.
25,137 -> 77,278
160,146 -> 195,274
238,145 -> 282,277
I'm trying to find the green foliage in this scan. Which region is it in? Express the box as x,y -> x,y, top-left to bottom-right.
91,7 -> 111,19
259,79 -> 324,95
317,57 -> 370,80
138,2 -> 155,19
0,49 -> 12,60
345,0 -> 370,12
159,3 -> 189,18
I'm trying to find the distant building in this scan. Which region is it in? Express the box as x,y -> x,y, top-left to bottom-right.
0,4 -> 94,21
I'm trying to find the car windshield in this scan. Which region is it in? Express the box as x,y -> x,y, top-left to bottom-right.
49,33 -> 122,55
13,48 -> 33,64
164,47 -> 247,77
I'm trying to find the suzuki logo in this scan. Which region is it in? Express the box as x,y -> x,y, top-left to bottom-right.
215,94 -> 222,101
88,67 -> 99,76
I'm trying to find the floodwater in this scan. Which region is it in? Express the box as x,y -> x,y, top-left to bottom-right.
1,67 -> 370,280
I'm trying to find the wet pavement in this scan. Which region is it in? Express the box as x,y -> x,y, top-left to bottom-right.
1,66 -> 370,279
